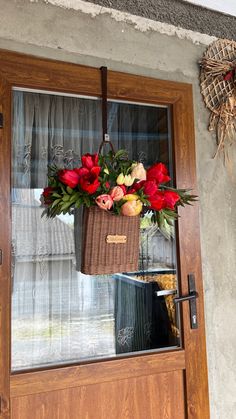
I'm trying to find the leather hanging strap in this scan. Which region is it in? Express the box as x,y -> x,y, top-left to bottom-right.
98,66 -> 115,155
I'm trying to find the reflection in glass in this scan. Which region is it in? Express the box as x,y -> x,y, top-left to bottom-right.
11,90 -> 179,371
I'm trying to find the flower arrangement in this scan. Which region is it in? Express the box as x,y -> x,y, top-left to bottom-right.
41,150 -> 196,235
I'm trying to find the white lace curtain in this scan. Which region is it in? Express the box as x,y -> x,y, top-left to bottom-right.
12,91 -> 156,188
11,90 -> 168,371
12,91 -> 103,188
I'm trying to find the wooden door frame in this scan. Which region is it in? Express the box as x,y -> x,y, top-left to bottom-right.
0,49 -> 209,419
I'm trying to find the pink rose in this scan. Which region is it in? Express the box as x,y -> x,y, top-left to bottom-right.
119,184 -> 127,194
95,194 -> 113,210
121,199 -> 143,216
110,186 -> 125,202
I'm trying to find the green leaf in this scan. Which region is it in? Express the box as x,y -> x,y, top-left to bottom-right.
66,186 -> 73,195
60,202 -> 72,212
114,149 -> 128,160
51,199 -> 61,208
62,194 -> 70,202
75,201 -> 82,209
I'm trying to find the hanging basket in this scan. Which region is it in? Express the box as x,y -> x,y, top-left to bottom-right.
79,206 -> 140,275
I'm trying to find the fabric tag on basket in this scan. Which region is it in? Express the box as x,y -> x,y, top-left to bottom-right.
106,235 -> 127,244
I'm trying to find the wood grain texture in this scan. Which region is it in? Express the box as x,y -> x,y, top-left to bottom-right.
173,89 -> 210,419
11,371 -> 186,419
0,75 -> 11,419
0,49 -> 210,419
0,49 -> 100,97
11,351 -> 185,398
0,49 -> 187,103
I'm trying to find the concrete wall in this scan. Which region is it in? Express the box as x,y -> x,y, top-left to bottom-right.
1,1 -> 236,418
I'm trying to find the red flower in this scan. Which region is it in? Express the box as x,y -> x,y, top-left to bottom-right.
58,169 -> 79,189
42,187 -> 55,205
76,166 -> 101,194
81,153 -> 99,169
147,191 -> 166,211
148,190 -> 180,211
143,180 -> 158,197
147,163 -> 171,185
128,180 -> 144,194
163,191 -> 180,210
129,180 -> 157,198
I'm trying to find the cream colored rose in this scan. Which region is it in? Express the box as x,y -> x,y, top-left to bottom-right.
131,163 -> 146,181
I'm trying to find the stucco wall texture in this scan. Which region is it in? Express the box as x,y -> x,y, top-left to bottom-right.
0,1 -> 236,418
83,0 -> 236,40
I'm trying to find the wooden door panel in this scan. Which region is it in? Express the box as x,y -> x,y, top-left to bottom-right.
0,49 -> 209,419
11,371 -> 186,419
10,351 -> 185,397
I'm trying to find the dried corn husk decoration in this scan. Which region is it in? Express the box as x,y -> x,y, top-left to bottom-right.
199,39 -> 236,159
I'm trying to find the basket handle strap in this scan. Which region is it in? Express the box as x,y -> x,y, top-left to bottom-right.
98,66 -> 115,155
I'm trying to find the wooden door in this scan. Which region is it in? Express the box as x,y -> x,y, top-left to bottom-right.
0,50 -> 209,419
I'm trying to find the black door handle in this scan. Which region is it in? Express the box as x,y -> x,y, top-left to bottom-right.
174,290 -> 198,304
174,274 -> 198,329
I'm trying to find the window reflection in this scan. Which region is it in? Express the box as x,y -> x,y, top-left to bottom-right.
11,90 -> 179,371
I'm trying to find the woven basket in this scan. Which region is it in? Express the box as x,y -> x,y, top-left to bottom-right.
80,206 -> 140,275
199,39 -> 236,154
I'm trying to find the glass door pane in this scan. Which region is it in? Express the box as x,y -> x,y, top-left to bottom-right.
11,89 -> 180,372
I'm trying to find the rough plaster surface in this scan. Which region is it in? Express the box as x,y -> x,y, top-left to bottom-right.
0,1 -> 236,418
23,0 -> 217,46
80,0 -> 236,40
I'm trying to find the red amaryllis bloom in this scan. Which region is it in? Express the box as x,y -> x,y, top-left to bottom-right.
163,190 -> 180,210
129,180 -> 157,198
42,187 -> 55,205
128,180 -> 145,194
147,163 -> 171,185
76,166 -> 101,194
147,191 -> 166,211
58,169 -> 79,189
143,180 -> 158,197
81,153 -> 99,170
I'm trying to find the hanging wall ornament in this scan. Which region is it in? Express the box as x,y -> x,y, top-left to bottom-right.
199,39 -> 236,159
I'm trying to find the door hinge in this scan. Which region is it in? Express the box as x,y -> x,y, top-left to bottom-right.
0,113 -> 3,128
